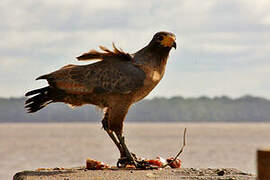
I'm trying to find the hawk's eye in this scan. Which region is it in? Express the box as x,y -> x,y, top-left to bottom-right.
157,35 -> 163,41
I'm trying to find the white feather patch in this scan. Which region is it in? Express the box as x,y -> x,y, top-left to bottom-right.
68,104 -> 76,109
152,71 -> 161,81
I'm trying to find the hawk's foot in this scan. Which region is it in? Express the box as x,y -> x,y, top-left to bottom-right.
117,152 -> 138,168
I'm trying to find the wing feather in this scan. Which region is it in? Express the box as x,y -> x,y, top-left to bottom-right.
76,43 -> 133,61
39,58 -> 145,95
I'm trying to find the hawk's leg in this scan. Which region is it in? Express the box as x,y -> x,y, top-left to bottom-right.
102,114 -> 125,158
103,106 -> 139,168
115,132 -> 138,167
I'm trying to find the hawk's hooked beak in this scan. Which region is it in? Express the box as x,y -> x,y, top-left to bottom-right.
161,35 -> 177,49
172,41 -> 177,49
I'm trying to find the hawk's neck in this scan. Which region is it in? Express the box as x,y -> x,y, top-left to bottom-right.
133,45 -> 170,68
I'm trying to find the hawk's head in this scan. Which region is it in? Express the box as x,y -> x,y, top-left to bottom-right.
150,31 -> 177,50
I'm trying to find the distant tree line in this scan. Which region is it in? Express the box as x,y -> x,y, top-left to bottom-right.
0,95 -> 270,123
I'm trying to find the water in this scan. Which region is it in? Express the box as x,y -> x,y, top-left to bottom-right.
0,123 -> 269,179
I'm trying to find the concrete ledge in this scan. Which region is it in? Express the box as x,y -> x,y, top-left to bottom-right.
13,167 -> 255,180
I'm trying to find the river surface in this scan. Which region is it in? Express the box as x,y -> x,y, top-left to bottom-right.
0,123 -> 270,179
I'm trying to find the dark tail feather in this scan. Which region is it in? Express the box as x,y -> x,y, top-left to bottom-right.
25,86 -> 50,96
25,86 -> 54,113
35,75 -> 48,80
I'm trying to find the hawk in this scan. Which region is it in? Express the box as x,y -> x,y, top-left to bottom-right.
25,31 -> 176,167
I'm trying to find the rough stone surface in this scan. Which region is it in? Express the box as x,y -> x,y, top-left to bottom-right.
13,167 -> 255,180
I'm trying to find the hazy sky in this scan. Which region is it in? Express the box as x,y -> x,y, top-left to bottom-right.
1,0 -> 270,98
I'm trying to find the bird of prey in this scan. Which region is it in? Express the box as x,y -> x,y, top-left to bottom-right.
25,31 -> 176,167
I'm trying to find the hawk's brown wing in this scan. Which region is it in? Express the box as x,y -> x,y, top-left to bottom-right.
37,58 -> 145,95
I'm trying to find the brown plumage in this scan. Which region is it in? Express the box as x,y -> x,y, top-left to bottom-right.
25,31 -> 176,167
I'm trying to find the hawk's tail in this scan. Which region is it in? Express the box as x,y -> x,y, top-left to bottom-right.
25,86 -> 58,113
